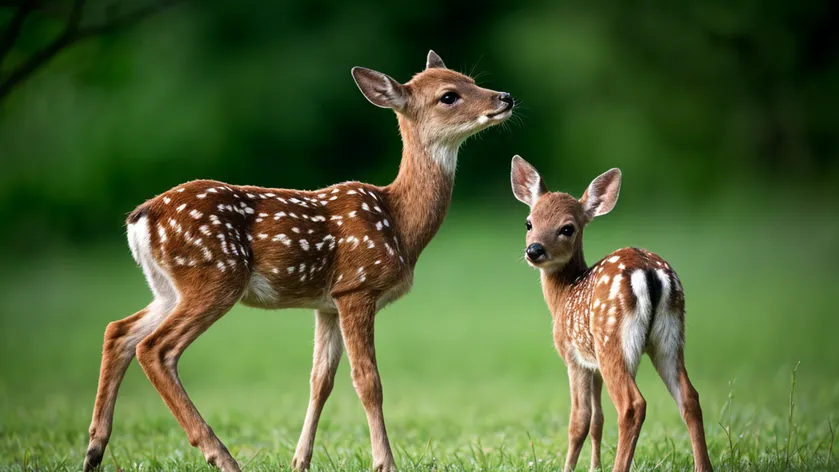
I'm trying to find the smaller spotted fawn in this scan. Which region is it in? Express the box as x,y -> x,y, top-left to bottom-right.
83,51 -> 514,472
511,156 -> 712,472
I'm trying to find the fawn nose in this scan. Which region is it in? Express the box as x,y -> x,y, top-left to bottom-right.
498,92 -> 515,107
525,243 -> 546,262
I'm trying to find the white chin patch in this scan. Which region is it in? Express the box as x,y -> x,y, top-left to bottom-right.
493,109 -> 513,121
477,115 -> 489,125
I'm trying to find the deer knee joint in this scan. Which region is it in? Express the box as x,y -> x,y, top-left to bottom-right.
620,398 -> 646,429
351,368 -> 382,406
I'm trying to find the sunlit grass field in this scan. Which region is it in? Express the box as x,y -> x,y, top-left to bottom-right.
1,203 -> 837,471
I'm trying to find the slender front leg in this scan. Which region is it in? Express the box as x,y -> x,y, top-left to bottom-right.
590,372 -> 604,471
564,365 -> 593,472
292,309 -> 344,471
336,293 -> 395,472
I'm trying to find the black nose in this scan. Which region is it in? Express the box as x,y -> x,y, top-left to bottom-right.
499,92 -> 514,106
526,243 -> 546,261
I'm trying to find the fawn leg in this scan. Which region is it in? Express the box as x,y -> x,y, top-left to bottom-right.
135,293 -> 241,472
600,360 -> 646,472
84,299 -> 173,471
564,365 -> 593,472
651,348 -> 712,472
677,361 -> 713,472
336,293 -> 395,472
292,309 -> 344,471
589,372 -> 604,471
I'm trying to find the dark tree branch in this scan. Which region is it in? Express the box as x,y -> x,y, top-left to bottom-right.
0,0 -> 35,69
0,0 -> 180,104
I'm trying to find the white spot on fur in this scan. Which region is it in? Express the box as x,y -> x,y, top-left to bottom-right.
189,209 -> 203,219
608,255 -> 620,263
272,234 -> 291,246
300,239 -> 310,251
176,203 -> 187,213
162,197 -> 171,204
609,274 -> 623,299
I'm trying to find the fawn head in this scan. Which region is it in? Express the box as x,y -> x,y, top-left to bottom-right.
511,156 -> 622,270
352,50 -> 515,145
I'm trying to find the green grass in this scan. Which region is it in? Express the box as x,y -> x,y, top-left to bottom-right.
1,205 -> 838,471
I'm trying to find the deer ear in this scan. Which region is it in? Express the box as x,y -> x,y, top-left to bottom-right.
580,168 -> 622,220
426,50 -> 447,70
511,155 -> 547,207
351,67 -> 408,110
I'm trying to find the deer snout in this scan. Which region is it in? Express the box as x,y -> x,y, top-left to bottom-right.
525,243 -> 547,262
498,92 -> 514,107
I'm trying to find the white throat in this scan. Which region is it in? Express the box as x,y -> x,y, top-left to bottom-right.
427,142 -> 460,175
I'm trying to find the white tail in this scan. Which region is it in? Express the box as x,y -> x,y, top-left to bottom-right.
511,156 -> 712,472
83,50 -> 514,472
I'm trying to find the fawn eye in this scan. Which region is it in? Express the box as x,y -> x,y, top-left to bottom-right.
525,220 -> 532,231
560,224 -> 575,237
439,92 -> 460,105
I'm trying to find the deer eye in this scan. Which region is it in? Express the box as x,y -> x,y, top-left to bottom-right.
560,224 -> 575,237
525,220 -> 532,231
439,92 -> 460,105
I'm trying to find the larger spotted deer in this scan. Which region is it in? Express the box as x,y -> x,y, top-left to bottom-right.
83,51 -> 514,472
510,156 -> 712,472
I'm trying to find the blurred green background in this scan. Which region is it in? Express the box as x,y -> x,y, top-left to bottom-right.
1,0 -> 838,470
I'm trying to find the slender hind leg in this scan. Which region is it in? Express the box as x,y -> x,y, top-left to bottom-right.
599,360 -> 646,472
84,299 -> 173,471
589,372 -> 604,471
564,365 -> 594,472
292,309 -> 344,471
136,288 -> 243,472
651,349 -> 712,472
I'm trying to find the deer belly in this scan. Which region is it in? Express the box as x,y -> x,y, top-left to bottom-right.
240,268 -> 336,310
557,330 -> 599,371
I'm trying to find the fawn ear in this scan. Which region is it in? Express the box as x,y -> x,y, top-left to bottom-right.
352,67 -> 408,110
580,168 -> 622,220
426,50 -> 447,70
511,155 -> 547,207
